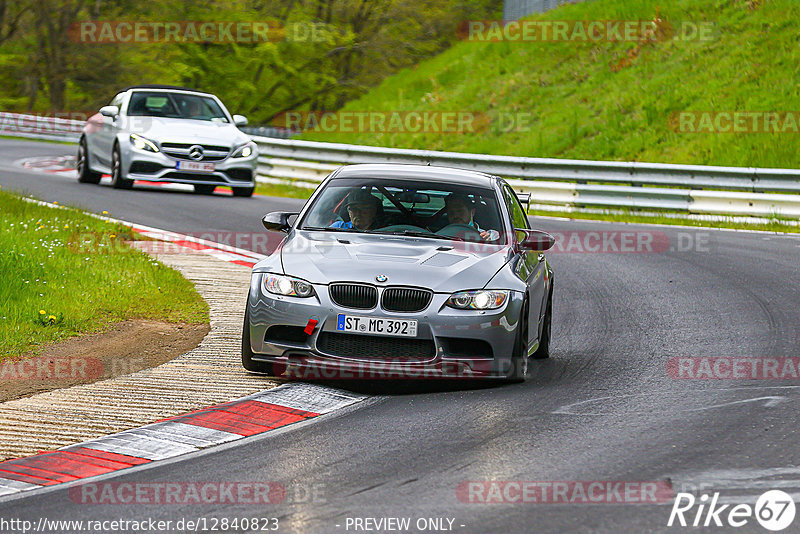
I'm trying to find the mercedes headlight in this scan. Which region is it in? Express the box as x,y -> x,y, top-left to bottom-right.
129,133 -> 159,152
232,142 -> 257,158
446,290 -> 508,310
263,274 -> 314,297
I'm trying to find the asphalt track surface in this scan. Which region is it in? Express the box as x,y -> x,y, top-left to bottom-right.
2,138 -> 800,533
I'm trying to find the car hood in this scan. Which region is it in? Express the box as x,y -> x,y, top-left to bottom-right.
127,117 -> 249,146
279,231 -> 512,293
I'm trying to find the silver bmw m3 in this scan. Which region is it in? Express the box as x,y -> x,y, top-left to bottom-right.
243,164 -> 555,381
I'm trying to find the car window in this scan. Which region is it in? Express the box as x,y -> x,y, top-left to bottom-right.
127,92 -> 229,122
299,178 -> 507,243
503,184 -> 529,230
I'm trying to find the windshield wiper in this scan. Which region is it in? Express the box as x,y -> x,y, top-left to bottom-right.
301,226 -> 348,232
373,230 -> 466,242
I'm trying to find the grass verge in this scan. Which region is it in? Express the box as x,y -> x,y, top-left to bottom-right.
254,182 -> 314,199
0,190 -> 209,360
0,134 -> 75,145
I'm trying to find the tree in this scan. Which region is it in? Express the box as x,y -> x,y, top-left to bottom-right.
0,0 -> 29,46
0,0 -> 502,118
31,0 -> 86,110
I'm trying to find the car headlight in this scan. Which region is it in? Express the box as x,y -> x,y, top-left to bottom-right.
129,133 -> 159,152
231,142 -> 256,158
446,290 -> 508,310
263,274 -> 315,297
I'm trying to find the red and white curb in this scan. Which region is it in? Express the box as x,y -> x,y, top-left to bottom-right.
0,383 -> 365,497
0,194 -> 332,500
20,155 -> 79,178
19,156 -> 278,268
22,196 -> 271,269
18,155 -> 255,196
128,222 -> 268,268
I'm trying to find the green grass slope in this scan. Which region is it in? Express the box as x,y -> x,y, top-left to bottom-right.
0,191 -> 209,359
300,0 -> 800,169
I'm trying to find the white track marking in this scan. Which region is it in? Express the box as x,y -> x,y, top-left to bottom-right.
78,433 -> 199,461
0,479 -> 41,496
248,383 -> 366,414
120,422 -> 242,449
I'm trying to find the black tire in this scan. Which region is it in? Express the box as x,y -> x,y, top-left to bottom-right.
505,299 -> 529,382
532,283 -> 553,360
76,139 -> 102,184
110,145 -> 133,190
241,307 -> 275,374
194,184 -> 216,195
232,185 -> 255,197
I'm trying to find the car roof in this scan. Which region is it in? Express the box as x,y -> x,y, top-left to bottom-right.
123,85 -> 213,95
331,164 -> 498,187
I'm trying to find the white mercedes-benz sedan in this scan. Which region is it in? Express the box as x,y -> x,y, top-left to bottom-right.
77,85 -> 258,197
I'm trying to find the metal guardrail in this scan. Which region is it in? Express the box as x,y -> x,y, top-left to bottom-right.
0,112 -> 84,143
2,112 -> 798,218
252,136 -> 800,218
503,0 -> 588,21
239,125 -> 295,139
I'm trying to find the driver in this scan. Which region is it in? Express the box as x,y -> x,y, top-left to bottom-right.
184,98 -> 203,118
330,189 -> 381,231
445,193 -> 499,241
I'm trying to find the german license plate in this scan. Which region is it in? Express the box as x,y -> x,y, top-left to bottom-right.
336,315 -> 417,337
176,160 -> 215,172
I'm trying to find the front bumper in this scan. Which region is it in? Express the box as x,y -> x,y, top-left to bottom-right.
245,274 -> 524,379
124,146 -> 257,186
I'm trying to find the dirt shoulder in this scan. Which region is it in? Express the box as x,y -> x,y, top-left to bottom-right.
0,320 -> 209,403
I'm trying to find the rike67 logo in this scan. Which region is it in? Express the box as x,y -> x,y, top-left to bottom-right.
669,490 -> 796,531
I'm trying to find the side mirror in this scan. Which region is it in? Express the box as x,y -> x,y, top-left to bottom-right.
99,105 -> 119,118
232,114 -> 248,126
262,212 -> 298,233
515,229 -> 555,251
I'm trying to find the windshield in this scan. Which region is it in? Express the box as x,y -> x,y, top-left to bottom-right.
127,92 -> 229,122
299,178 -> 507,244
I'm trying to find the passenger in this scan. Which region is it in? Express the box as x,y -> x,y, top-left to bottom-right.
444,193 -> 499,241
330,189 -> 381,231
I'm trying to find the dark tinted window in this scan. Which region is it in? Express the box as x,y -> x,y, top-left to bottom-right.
127,92 -> 228,122
300,178 -> 506,243
503,185 -> 529,229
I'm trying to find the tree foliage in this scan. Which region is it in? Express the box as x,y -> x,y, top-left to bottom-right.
0,0 -> 500,121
